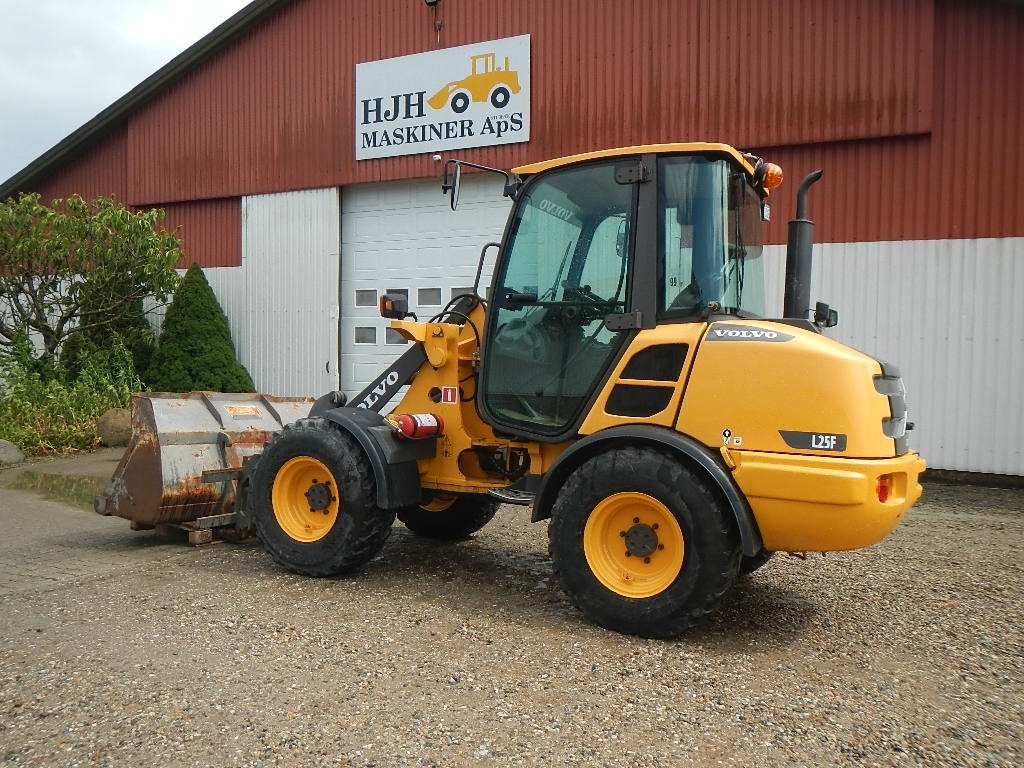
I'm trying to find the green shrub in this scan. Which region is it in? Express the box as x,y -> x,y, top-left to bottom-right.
60,298 -> 156,386
0,193 -> 180,374
145,264 -> 254,393
0,341 -> 140,455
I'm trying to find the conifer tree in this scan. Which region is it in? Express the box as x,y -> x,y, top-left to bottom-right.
145,264 -> 254,392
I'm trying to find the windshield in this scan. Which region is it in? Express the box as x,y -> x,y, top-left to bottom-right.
658,157 -> 765,317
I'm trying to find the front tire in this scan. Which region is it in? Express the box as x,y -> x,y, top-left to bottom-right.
548,447 -> 740,638
397,493 -> 499,540
250,418 -> 395,577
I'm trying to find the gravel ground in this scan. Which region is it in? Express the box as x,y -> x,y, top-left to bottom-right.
0,456 -> 1021,767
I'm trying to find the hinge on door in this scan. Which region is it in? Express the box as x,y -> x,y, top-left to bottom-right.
615,163 -> 649,184
604,311 -> 642,331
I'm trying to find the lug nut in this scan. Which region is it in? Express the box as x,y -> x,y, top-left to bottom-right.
624,551 -> 632,557
633,517 -> 640,524
658,544 -> 665,550
619,531 -> 626,537
652,523 -> 659,530
644,557 -> 651,564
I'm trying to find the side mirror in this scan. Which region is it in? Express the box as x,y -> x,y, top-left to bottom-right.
615,219 -> 629,259
442,160 -> 462,210
814,301 -> 839,328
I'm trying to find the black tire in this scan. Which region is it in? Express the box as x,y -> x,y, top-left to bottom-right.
489,86 -> 511,108
548,447 -> 741,638
397,493 -> 499,540
739,550 -> 775,577
450,92 -> 470,113
250,417 -> 395,577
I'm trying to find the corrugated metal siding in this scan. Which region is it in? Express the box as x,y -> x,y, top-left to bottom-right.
759,0 -> 1024,244
19,1 -> 1023,244
33,129 -> 128,204
157,198 -> 241,268
126,1 -> 933,199
237,187 -> 340,397
763,237 -> 1024,476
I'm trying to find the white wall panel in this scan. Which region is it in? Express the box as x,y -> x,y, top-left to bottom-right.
234,188 -> 340,398
762,237 -> 1024,475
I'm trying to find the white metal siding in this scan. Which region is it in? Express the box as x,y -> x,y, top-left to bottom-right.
190,188 -> 340,398
764,237 -> 1024,475
340,175 -> 512,395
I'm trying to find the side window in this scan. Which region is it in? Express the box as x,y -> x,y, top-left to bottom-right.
662,214 -> 694,311
658,157 -> 728,316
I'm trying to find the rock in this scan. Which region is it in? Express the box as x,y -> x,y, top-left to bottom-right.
0,439 -> 25,465
96,408 -> 132,447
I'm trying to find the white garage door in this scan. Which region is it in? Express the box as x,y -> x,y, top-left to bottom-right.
340,175 -> 513,397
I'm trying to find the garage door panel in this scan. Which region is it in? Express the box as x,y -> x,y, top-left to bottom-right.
341,176 -> 511,396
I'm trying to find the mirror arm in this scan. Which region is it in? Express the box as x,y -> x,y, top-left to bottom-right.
442,159 -> 520,210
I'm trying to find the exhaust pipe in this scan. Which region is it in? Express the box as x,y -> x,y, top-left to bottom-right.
783,170 -> 824,320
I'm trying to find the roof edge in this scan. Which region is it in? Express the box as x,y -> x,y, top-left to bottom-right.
0,0 -> 291,200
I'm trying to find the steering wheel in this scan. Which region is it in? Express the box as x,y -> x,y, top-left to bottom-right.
493,318 -> 547,363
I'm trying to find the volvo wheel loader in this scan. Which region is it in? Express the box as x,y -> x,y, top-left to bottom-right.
98,142 -> 925,638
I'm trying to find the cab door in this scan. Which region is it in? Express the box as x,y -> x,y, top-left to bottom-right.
480,160 -> 638,438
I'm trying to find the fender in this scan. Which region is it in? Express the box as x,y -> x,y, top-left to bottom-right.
321,407 -> 434,510
531,424 -> 763,557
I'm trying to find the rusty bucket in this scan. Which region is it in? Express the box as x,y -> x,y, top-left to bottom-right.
95,392 -> 313,527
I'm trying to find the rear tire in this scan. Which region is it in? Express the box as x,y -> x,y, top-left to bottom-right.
250,418 -> 394,577
397,493 -> 499,540
548,447 -> 741,638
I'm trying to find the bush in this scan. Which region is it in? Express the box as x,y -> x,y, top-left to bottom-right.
0,193 -> 180,374
60,298 -> 156,386
0,341 -> 140,455
145,264 -> 254,393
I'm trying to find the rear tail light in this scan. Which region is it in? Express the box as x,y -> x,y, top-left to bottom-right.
877,474 -> 893,503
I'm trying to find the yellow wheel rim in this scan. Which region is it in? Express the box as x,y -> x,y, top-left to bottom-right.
420,494 -> 458,512
271,456 -> 340,543
583,492 -> 685,599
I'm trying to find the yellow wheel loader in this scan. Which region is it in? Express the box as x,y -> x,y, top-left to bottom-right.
98,143 -> 924,638
427,53 -> 521,113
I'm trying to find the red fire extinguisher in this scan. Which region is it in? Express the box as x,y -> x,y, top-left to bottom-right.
386,413 -> 445,440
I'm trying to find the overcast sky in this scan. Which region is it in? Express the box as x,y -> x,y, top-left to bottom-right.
0,0 -> 253,183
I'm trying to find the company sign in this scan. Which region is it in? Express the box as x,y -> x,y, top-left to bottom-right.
355,35 -> 530,160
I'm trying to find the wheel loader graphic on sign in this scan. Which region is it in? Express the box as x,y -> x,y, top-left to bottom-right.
428,52 -> 521,113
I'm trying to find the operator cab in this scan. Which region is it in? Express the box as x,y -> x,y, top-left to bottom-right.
478,144 -> 775,441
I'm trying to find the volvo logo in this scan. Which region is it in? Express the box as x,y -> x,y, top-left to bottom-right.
356,371 -> 401,409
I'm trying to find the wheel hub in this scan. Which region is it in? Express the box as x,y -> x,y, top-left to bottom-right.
304,481 -> 333,512
583,492 -> 685,599
272,456 -> 341,543
624,523 -> 658,558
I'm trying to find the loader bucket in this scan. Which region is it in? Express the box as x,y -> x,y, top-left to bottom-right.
95,392 -> 313,527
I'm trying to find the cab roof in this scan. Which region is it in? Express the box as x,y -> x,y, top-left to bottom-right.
512,142 -> 756,177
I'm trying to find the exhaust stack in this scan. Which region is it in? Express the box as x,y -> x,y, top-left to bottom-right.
783,170 -> 824,320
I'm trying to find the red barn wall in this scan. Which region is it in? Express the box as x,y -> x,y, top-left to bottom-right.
24,0 -> 1024,266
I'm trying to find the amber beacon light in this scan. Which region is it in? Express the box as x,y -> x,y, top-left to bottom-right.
762,163 -> 784,190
